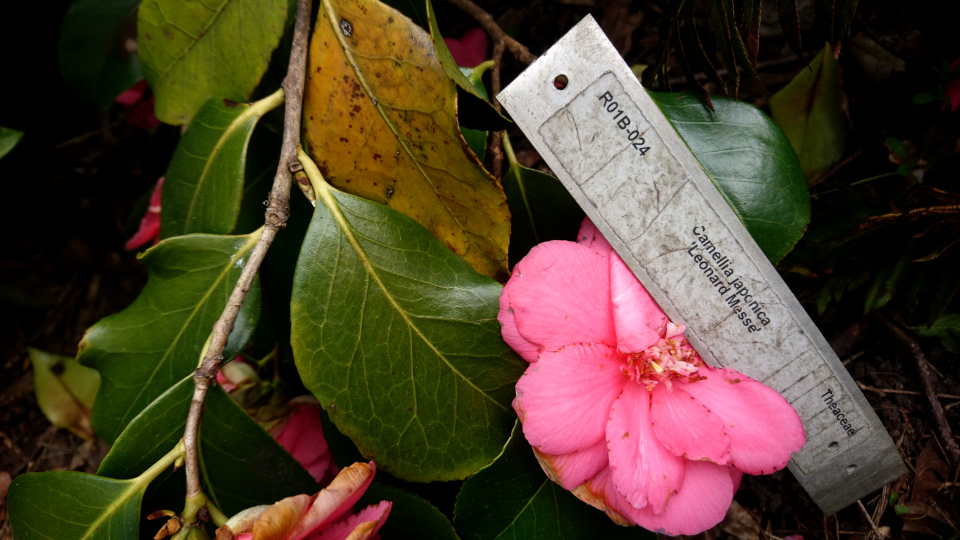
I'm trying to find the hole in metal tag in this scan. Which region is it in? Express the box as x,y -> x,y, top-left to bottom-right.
497,15 -> 906,515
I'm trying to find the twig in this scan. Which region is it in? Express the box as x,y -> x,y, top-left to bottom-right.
443,0 -> 538,65
487,40 -> 506,181
856,499 -> 885,540
182,0 -> 313,504
856,381 -> 960,400
876,313 -> 960,467
811,151 -> 864,187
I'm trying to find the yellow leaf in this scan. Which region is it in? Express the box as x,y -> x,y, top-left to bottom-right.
28,348 -> 100,441
302,0 -> 510,278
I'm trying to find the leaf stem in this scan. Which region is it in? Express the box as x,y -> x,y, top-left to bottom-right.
135,440 -> 185,489
181,0 -> 314,513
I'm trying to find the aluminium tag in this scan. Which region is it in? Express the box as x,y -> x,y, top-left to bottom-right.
497,15 -> 906,515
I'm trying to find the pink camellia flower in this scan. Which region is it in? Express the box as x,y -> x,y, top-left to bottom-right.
125,177 -> 164,251
271,396 -> 339,486
498,218 -> 806,535
443,27 -> 488,68
215,462 -> 390,540
116,79 -> 160,131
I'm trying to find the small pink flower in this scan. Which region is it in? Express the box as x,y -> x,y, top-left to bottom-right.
116,80 -> 160,130
217,462 -> 390,540
498,218 -> 805,535
443,27 -> 488,68
271,396 -> 339,486
125,177 -> 164,251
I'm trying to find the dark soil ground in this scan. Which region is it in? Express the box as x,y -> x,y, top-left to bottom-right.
2,0 -> 960,539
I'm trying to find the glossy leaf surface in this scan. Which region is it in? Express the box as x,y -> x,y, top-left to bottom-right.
769,44 -> 845,182
137,0 -> 288,124
503,164 -> 584,266
9,472 -> 145,539
58,0 -> 142,108
79,231 -> 262,443
291,151 -> 525,482
652,92 -> 810,263
454,423 -> 656,540
302,0 -> 511,278
29,348 -> 100,441
161,92 -> 283,238
358,484 -> 460,539
98,377 -> 317,515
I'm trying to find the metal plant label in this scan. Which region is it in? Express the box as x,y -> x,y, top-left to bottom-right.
497,15 -> 906,515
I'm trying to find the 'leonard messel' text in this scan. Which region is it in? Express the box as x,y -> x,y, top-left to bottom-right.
687,225 -> 772,333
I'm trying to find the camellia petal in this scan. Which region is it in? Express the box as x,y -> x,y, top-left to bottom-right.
576,218 -> 612,256
285,462 -> 377,540
649,383 -> 731,464
308,501 -> 392,540
609,253 -> 667,353
619,460 -> 736,536
506,241 -> 616,350
498,280 -> 541,363
533,440 -> 608,490
248,494 -> 312,540
678,365 -> 806,475
606,382 -> 685,514
515,343 -> 626,455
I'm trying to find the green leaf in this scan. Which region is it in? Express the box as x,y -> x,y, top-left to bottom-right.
0,127 -> 24,159
425,0 -> 511,131
9,446 -> 179,539
914,93 -> 938,105
503,164 -> 584,265
912,313 -> 960,353
885,137 -> 907,158
160,91 -> 284,238
769,43 -> 845,182
291,150 -> 526,482
863,243 -> 910,313
454,423 -> 657,540
98,377 -> 317,515
651,92 -> 810,263
58,0 -> 142,109
28,348 -> 100,441
137,0 -> 289,124
79,230 -> 263,443
358,484 -> 460,540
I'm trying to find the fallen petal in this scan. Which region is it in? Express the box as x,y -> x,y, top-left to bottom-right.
286,462 -> 376,540
308,501 -> 392,540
